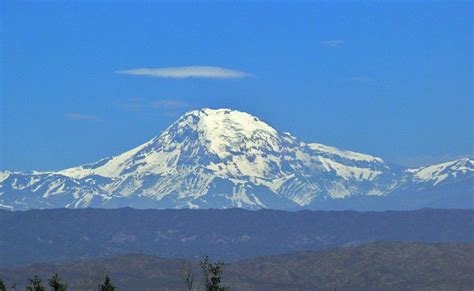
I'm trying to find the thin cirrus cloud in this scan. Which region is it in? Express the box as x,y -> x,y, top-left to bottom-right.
64,113 -> 99,121
116,66 -> 252,79
348,76 -> 373,83
118,98 -> 192,117
152,99 -> 192,117
150,99 -> 190,109
320,39 -> 345,47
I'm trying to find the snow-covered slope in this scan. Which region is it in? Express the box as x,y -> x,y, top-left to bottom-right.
1,108 -> 472,210
408,158 -> 473,186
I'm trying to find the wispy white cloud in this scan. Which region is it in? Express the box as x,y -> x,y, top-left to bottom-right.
118,97 -> 147,112
348,76 -> 373,83
320,39 -> 345,47
118,98 -> 192,117
151,99 -> 190,109
65,113 -> 99,121
151,99 -> 191,117
116,66 -> 252,79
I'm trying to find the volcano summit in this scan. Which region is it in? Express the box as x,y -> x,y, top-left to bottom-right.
1,108 -> 472,211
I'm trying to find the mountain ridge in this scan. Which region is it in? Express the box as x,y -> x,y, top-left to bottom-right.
1,207 -> 472,266
2,241 -> 473,290
1,108 -> 472,210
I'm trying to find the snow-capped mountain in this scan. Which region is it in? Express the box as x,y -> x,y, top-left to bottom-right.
1,108 -> 472,211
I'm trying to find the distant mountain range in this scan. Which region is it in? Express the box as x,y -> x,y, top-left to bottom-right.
1,208 -> 472,266
2,242 -> 473,290
1,108 -> 472,210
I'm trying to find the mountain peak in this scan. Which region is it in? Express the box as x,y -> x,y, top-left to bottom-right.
174,108 -> 277,137
58,108 -> 283,179
3,108 -> 472,211
408,157 -> 474,185
163,108 -> 280,159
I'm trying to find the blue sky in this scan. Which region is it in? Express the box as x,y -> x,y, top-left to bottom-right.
1,1 -> 471,171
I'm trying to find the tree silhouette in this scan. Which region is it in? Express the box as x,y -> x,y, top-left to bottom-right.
48,273 -> 68,291
78,265 -> 106,290
200,256 -> 228,291
26,275 -> 45,291
100,275 -> 116,291
179,261 -> 196,291
0,279 -> 6,291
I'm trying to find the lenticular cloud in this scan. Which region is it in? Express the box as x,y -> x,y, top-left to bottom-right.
116,66 -> 251,79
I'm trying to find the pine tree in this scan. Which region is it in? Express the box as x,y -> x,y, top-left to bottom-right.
100,275 -> 116,291
26,275 -> 45,291
200,256 -> 228,291
0,279 -> 6,291
48,273 -> 68,291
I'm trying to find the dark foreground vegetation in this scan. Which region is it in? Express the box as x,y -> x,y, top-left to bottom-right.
1,208 -> 472,266
0,255 -> 228,291
1,242 -> 473,290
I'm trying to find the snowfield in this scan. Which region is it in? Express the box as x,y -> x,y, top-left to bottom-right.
1,108 -> 472,210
